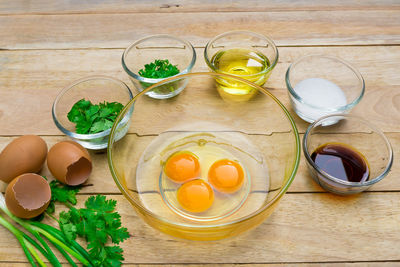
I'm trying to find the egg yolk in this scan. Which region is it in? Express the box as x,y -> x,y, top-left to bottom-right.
177,179 -> 214,213
208,159 -> 244,193
164,152 -> 200,183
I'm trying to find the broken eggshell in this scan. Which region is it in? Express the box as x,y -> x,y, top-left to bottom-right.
5,173 -> 51,219
47,141 -> 92,185
0,135 -> 47,183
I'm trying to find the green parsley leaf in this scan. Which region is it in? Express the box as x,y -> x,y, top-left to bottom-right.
85,195 -> 116,212
67,99 -> 124,134
138,59 -> 180,79
59,210 -> 78,241
59,195 -> 130,266
46,180 -> 81,214
104,246 -> 124,267
106,102 -> 124,113
89,119 -> 113,134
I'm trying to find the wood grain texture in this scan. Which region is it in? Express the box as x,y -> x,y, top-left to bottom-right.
0,193 -> 400,264
0,11 -> 400,49
1,264 -> 400,267
0,1 -> 399,265
114,264 -> 400,267
0,132 -> 397,194
1,0 -> 399,14
0,46 -> 399,135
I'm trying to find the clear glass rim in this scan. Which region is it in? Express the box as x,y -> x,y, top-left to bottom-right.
286,54 -> 365,112
122,34 -> 197,83
52,75 -> 133,140
303,114 -> 393,187
204,30 -> 279,77
107,72 -> 301,229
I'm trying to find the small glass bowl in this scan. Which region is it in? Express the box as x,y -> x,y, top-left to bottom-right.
204,30 -> 278,101
303,114 -> 393,195
52,76 -> 133,150
286,54 -> 365,123
122,34 -> 196,99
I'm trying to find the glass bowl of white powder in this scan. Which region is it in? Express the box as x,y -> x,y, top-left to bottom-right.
285,54 -> 365,124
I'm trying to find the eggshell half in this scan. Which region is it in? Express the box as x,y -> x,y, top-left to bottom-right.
0,135 -> 47,183
5,173 -> 51,219
47,141 -> 92,185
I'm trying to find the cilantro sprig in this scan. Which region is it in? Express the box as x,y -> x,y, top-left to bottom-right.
46,180 -> 81,214
59,195 -> 130,266
67,99 -> 124,134
138,59 -> 180,79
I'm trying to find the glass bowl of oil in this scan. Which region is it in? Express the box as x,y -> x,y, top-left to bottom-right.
303,114 -> 393,195
107,72 -> 300,241
204,30 -> 278,102
122,34 -> 196,99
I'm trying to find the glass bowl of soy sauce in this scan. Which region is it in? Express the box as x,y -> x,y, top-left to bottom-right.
303,114 -> 393,195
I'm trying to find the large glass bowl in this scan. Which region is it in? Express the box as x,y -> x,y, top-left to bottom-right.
107,72 -> 300,240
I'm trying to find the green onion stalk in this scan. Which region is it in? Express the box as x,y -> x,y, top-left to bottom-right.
0,194 -> 93,266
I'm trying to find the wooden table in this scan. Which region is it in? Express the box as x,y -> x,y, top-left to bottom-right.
0,1 -> 399,266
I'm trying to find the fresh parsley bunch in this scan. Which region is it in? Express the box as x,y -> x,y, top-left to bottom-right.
0,175 -> 130,267
59,195 -> 130,267
67,99 -> 124,134
138,59 -> 180,79
47,180 -> 130,266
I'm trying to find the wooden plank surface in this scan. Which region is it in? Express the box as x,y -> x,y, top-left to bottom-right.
1,263 -> 400,267
1,0 -> 400,14
1,193 -> 400,264
0,0 -> 399,266
0,46 -> 399,135
1,264 -> 400,267
1,10 -> 400,49
0,133 -> 397,194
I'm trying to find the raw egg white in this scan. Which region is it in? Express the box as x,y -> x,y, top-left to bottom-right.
163,144 -> 247,214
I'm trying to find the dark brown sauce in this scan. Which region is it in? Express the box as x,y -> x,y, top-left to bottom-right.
311,143 -> 370,183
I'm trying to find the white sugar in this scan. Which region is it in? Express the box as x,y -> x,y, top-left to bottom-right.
292,78 -> 347,122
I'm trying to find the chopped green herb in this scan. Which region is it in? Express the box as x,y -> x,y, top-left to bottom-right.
59,195 -> 130,267
67,99 -> 124,134
138,59 -> 180,79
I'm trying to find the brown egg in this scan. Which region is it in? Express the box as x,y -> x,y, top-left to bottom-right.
47,141 -> 92,185
5,173 -> 51,219
0,135 -> 47,183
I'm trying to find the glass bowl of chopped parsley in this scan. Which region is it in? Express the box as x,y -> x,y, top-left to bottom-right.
52,75 -> 134,150
122,34 -> 196,99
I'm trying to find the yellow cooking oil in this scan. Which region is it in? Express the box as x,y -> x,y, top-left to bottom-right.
211,48 -> 271,101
